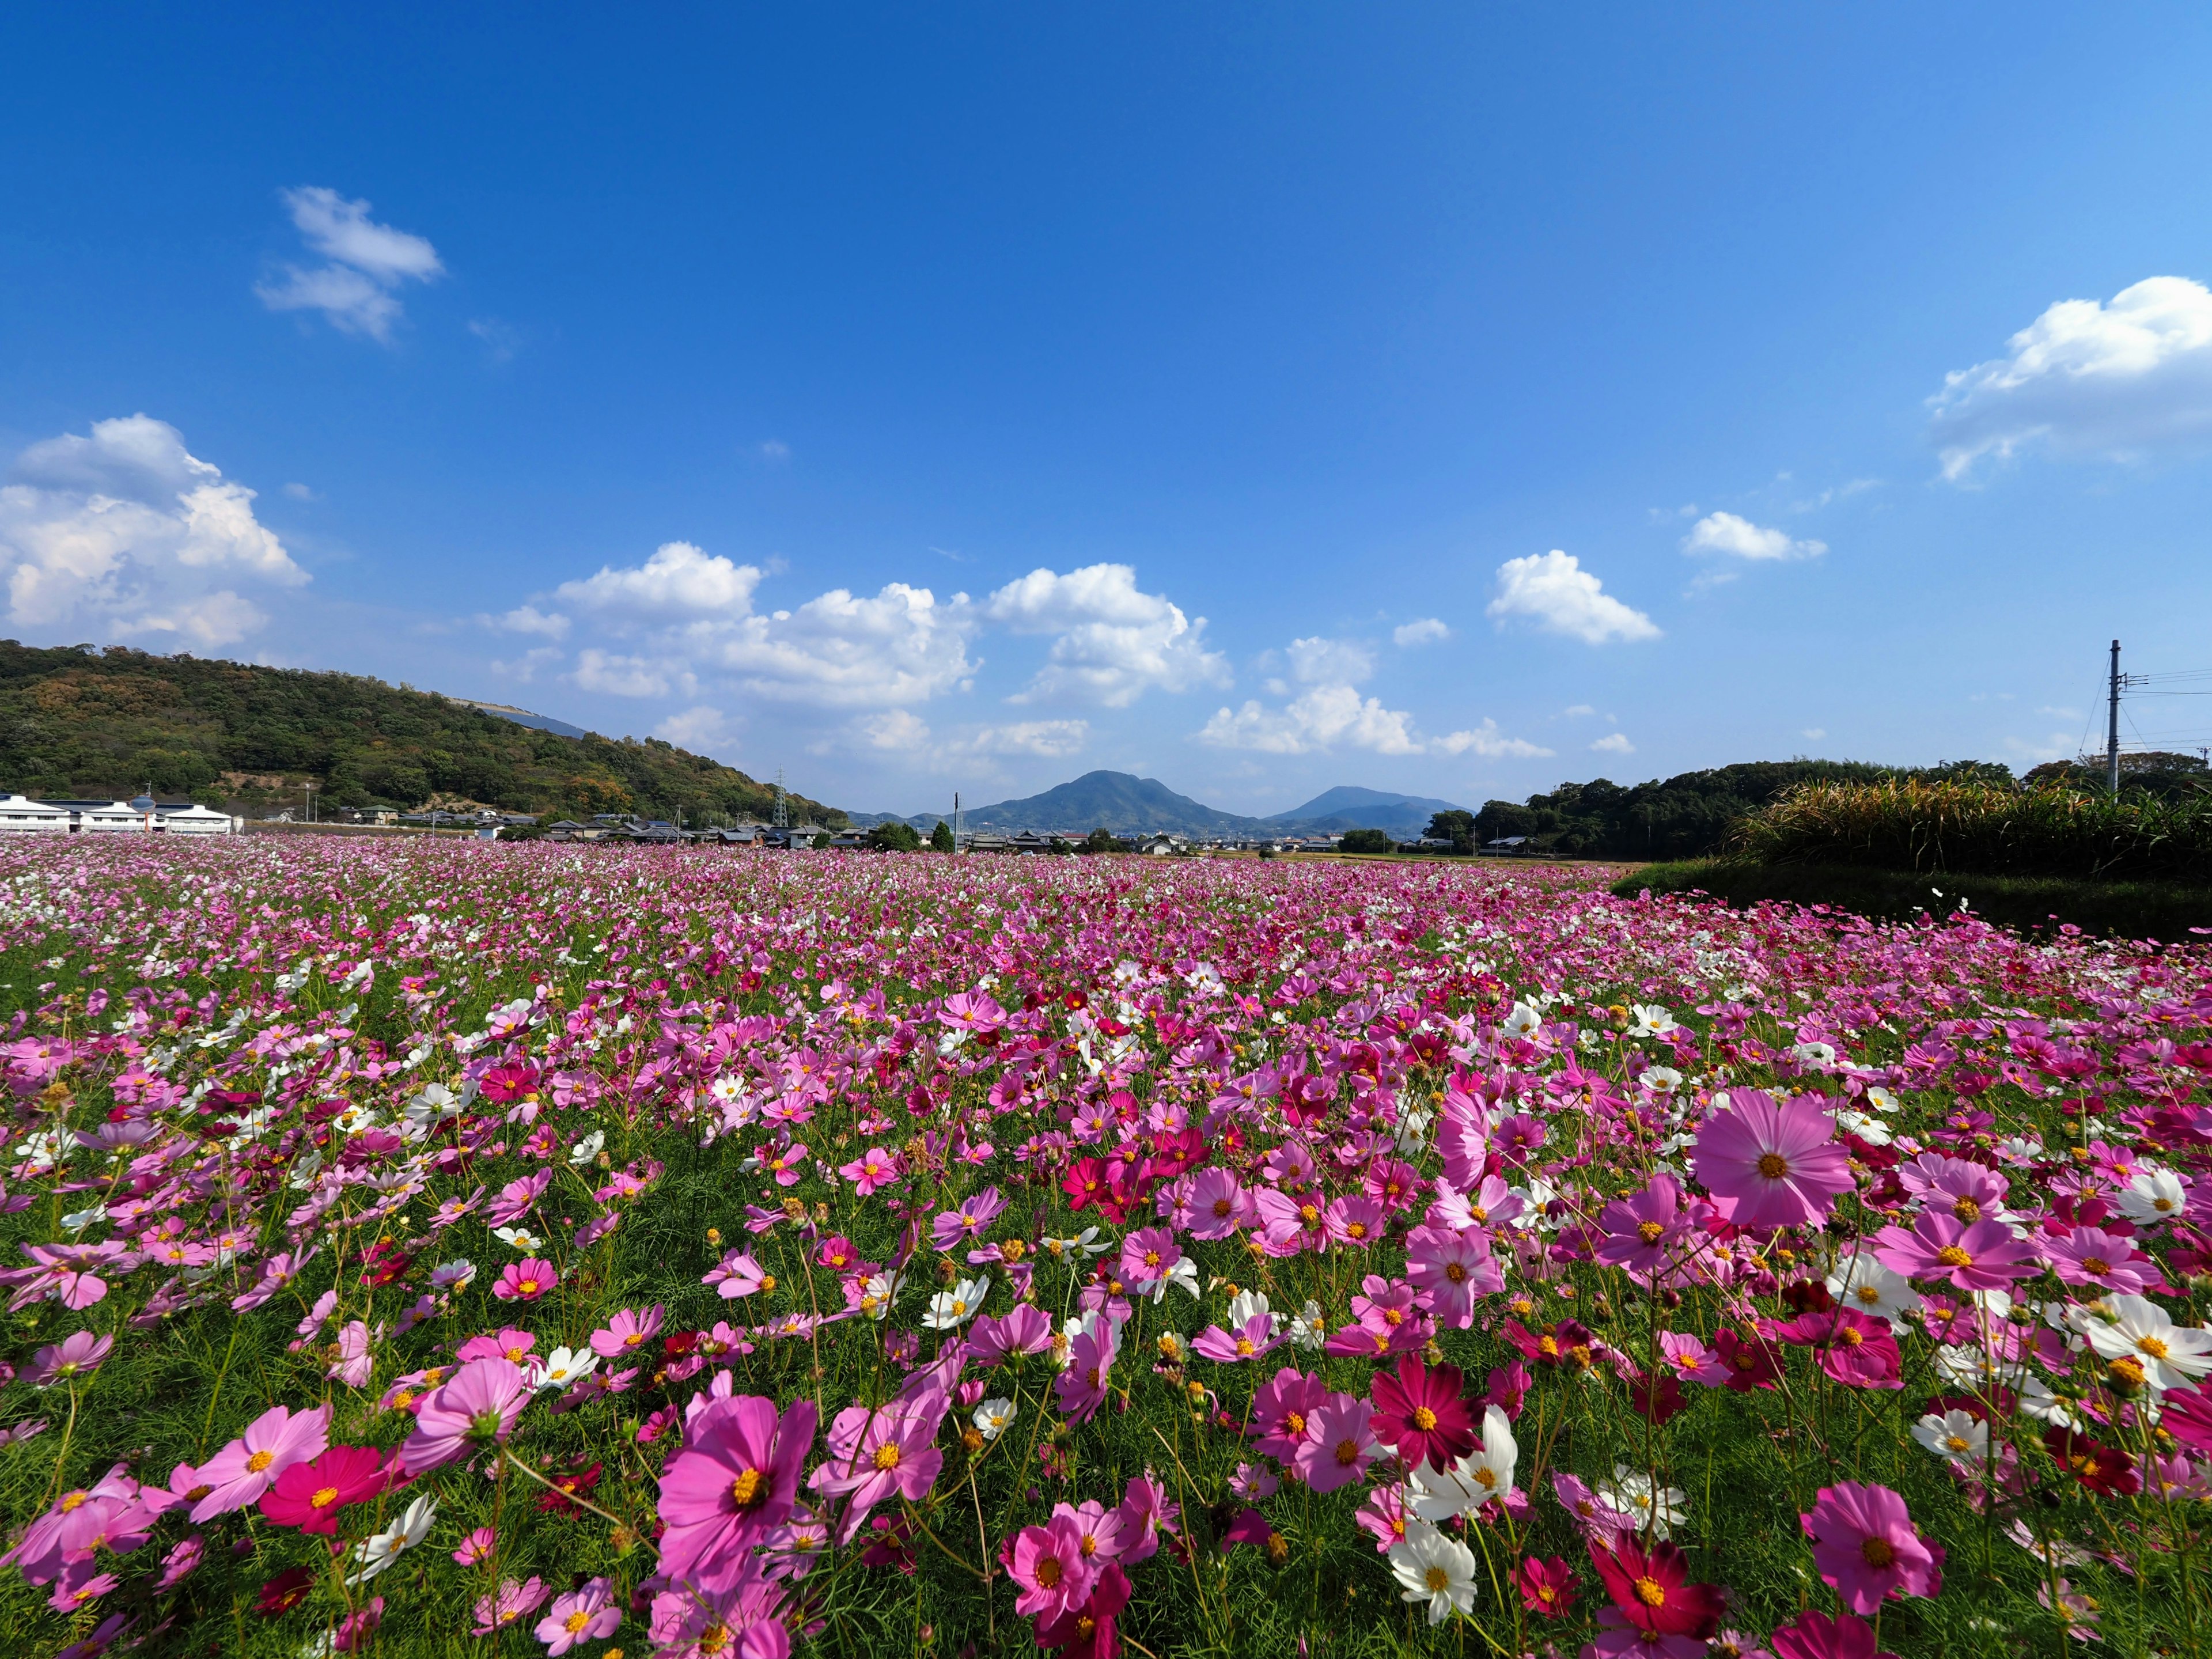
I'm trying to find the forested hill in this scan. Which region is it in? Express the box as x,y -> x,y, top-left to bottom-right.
0,641 -> 845,826
1468,759 -> 2013,861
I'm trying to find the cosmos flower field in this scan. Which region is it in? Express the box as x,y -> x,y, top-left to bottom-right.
1,839 -> 2209,1659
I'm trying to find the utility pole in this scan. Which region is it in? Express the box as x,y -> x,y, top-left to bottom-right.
953,790 -> 963,852
2107,639 -> 2122,796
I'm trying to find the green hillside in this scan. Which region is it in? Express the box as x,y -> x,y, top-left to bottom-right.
0,641 -> 844,826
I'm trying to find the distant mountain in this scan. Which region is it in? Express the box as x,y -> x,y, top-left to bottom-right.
869,770 -> 1275,838
1266,785 -> 1463,834
860,771 -> 1463,840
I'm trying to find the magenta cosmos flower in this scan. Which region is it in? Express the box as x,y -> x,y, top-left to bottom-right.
1770,1608 -> 1895,1659
658,1395 -> 818,1591
259,1445 -> 389,1533
1293,1394 -> 1380,1494
400,1357 -> 532,1474
492,1257 -> 558,1302
1869,1210 -> 2032,1293
1801,1482 -> 1943,1615
1006,1512 -> 1095,1621
191,1403 -> 331,1521
590,1304 -> 665,1358
812,1395 -> 947,1543
1691,1091 -> 1853,1229
1594,1175 -> 1687,1275
1405,1225 -> 1503,1329
29,1331 -> 112,1388
1052,1315 -> 1120,1423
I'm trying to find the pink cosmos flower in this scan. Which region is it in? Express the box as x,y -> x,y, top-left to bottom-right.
29,1331 -> 112,1388
931,1186 -> 1007,1252
453,1527 -> 497,1567
493,1257 -> 559,1302
1114,1469 -> 1178,1566
1657,1331 -> 1730,1387
1870,1210 -> 2033,1292
1594,1175 -> 1686,1275
190,1403 -> 331,1521
473,1575 -> 550,1635
590,1304 -> 666,1358
1691,1090 -> 1853,1229
327,1320 -> 374,1389
1005,1513 -> 1095,1620
458,1327 -> 538,1366
1355,1482 -> 1410,1553
1118,1227 -> 1182,1286
1052,1498 -> 1126,1561
1801,1483 -> 1944,1615
704,1250 -> 772,1299
966,1304 -> 1054,1366
1037,1560 -> 1131,1655
2041,1225 -> 2160,1293
1293,1394 -> 1380,1493
658,1395 -> 819,1590
536,1576 -> 623,1654
1770,1608 -> 1897,1659
1187,1168 -> 1252,1240
839,1147 -> 900,1196
812,1394 -> 948,1543
1052,1315 -> 1120,1423
258,1445 -> 388,1533
1406,1225 -> 1505,1328
400,1356 -> 532,1474
1191,1311 -> 1283,1364
1252,1366 -> 1330,1463
156,1536 -> 203,1591
1324,1195 -> 1387,1249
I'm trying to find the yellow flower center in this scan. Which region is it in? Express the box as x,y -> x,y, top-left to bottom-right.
310,1486 -> 340,1509
730,1467 -> 766,1509
872,1443 -> 902,1471
1334,1438 -> 1361,1467
1756,1153 -> 1789,1179
246,1449 -> 275,1474
1634,1578 -> 1666,1608
1425,1565 -> 1451,1592
1411,1406 -> 1437,1431
1861,1537 -> 1896,1568
1934,1246 -> 1973,1268
1637,1221 -> 1664,1244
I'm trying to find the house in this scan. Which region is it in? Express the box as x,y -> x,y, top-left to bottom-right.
1482,836 -> 1531,855
960,832 -> 1012,854
53,800 -> 150,833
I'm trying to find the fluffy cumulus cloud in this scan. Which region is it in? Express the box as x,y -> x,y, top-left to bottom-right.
1681,512 -> 1825,562
0,415 -> 306,649
256,187 -> 444,342
1487,551 -> 1660,645
983,564 -> 1228,706
1929,276 -> 2212,479
1589,732 -> 1635,755
536,540 -> 978,709
1196,631 -> 1545,758
1392,617 -> 1450,647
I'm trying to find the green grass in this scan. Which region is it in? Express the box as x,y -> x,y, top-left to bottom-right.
1613,858 -> 2212,939
1730,778 -> 2212,881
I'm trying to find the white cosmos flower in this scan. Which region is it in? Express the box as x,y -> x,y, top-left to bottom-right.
1627,1005 -> 1677,1039
1502,1001 -> 1543,1039
536,1346 -> 599,1391
1597,1465 -> 1686,1540
1226,1289 -> 1277,1332
1862,1086 -> 1900,1114
974,1397 -> 1016,1441
1389,1520 -> 1478,1625
1407,1408 -> 1519,1520
1638,1066 -> 1684,1097
923,1278 -> 989,1330
1142,1256 -> 1200,1303
349,1493 -> 437,1584
569,1130 -> 605,1165
1041,1227 -> 1113,1260
1832,1108 -> 1892,1146
857,1272 -> 902,1322
2118,1169 -> 2189,1227
1288,1298 -> 1328,1353
1912,1409 -> 1989,1467
1792,1041 -> 1838,1070
494,1226 -> 544,1253
2080,1293 -> 2212,1391
1825,1252 -> 1922,1331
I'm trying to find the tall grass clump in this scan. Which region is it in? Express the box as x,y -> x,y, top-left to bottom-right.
1732,777 -> 2212,879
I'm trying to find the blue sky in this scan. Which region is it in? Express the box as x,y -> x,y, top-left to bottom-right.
6,6 -> 2212,816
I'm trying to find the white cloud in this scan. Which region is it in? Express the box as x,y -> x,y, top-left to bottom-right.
956,719 -> 1090,758
984,564 -> 1228,706
1285,635 -> 1375,686
556,541 -> 761,621
1562,703 -> 1596,717
1487,551 -> 1659,645
256,187 -> 444,342
1589,732 -> 1635,756
1681,511 -> 1825,562
1432,719 -> 1554,759
572,648 -> 679,699
282,482 -> 318,501
1802,727 -> 1827,740
0,414 -> 306,649
1929,276 -> 2212,479
485,604 -> 570,639
1198,685 -> 1422,755
1392,617 -> 1450,648
656,705 -> 737,751
490,645 -> 562,683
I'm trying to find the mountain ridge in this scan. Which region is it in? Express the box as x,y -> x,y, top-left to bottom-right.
854,770 -> 1459,838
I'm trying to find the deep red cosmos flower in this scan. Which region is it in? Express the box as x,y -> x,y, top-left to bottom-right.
2044,1428 -> 2141,1497
1368,1355 -> 1479,1471
257,1445 -> 389,1535
1588,1535 -> 1726,1640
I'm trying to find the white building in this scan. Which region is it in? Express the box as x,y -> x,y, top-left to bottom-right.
160,803 -> 236,835
0,794 -> 69,833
